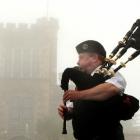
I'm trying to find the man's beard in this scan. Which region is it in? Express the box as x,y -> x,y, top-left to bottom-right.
79,67 -> 91,74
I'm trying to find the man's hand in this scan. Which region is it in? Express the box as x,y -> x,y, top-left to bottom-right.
63,90 -> 82,102
58,103 -> 73,120
63,83 -> 120,102
58,103 -> 68,119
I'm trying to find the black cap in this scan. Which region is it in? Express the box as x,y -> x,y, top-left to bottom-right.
76,40 -> 106,57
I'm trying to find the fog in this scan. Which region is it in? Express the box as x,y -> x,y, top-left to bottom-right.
0,0 -> 139,140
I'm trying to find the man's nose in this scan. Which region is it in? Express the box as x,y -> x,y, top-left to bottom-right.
77,60 -> 80,66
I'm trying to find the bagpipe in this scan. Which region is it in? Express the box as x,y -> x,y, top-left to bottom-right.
60,19 -> 140,134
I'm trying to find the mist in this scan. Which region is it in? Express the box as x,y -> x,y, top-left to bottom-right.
0,0 -> 139,140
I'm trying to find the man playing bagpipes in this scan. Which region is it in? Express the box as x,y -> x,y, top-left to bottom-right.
58,40 -> 126,140
58,19 -> 140,140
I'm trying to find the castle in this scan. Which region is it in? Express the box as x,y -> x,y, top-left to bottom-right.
0,17 -> 63,140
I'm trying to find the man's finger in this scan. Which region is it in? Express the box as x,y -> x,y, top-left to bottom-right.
58,104 -> 67,119
63,93 -> 70,101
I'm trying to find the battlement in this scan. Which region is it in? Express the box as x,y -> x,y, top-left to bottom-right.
0,17 -> 58,30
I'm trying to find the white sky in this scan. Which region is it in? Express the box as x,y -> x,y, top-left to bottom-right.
0,0 -> 140,96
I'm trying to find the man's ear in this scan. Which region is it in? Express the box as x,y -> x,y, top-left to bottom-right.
91,54 -> 98,62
